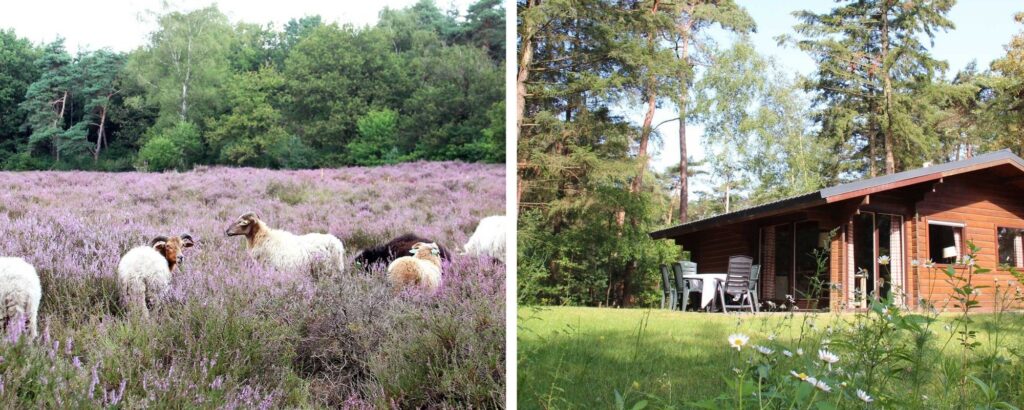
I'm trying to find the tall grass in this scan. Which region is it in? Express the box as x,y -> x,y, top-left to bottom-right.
518,243 -> 1024,409
0,162 -> 505,408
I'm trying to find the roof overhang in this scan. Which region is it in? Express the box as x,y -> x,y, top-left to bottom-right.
649,149 -> 1024,240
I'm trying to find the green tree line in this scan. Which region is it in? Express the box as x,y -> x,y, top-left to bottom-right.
0,0 -> 505,171
517,0 -> 1024,306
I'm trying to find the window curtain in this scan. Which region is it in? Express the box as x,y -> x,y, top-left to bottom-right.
847,221 -> 856,308
953,228 -> 963,259
1014,233 -> 1023,269
890,215 -> 904,306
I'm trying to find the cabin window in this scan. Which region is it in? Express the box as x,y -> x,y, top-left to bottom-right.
928,221 -> 964,264
997,227 -> 1024,268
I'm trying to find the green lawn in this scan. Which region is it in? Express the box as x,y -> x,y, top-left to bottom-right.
517,306 -> 1024,409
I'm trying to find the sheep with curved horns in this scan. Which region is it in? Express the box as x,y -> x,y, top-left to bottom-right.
354,233 -> 452,269
463,215 -> 507,263
387,242 -> 442,292
0,257 -> 42,339
225,212 -> 345,279
117,234 -> 194,319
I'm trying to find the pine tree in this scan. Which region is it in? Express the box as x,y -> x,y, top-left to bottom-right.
20,39 -> 75,162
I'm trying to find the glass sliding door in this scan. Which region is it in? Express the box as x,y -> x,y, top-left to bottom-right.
851,211 -> 904,307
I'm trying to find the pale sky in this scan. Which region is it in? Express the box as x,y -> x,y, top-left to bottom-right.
0,0 -> 475,53
645,0 -> 1024,192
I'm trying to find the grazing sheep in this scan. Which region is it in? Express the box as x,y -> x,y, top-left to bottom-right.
354,233 -> 452,269
0,257 -> 41,339
387,242 -> 442,292
117,234 -> 194,318
225,212 -> 345,278
463,215 -> 507,263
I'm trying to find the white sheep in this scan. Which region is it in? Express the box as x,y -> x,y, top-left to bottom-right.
117,235 -> 194,318
387,242 -> 442,292
225,212 -> 345,279
0,257 -> 42,339
463,215 -> 508,263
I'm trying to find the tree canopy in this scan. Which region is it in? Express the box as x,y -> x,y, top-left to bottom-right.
0,0 -> 504,171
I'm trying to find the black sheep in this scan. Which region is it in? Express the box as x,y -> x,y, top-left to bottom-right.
354,233 -> 452,269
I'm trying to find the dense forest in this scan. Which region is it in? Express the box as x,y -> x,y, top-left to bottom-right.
517,0 -> 1024,306
0,0 -> 504,171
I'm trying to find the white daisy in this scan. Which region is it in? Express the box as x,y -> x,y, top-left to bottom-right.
782,350 -> 793,357
878,255 -> 890,265
857,389 -> 873,403
754,345 -> 774,355
728,334 -> 749,351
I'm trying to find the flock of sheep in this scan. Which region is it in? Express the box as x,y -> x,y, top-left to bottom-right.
0,212 -> 508,337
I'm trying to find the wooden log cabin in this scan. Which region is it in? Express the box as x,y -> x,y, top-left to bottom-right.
649,150 -> 1024,312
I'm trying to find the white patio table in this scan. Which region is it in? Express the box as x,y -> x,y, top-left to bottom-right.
682,273 -> 727,309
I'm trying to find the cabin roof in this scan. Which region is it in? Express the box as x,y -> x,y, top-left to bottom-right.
649,149 -> 1024,239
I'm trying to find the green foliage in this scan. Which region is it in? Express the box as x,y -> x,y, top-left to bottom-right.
126,5 -> 232,129
0,1 -> 503,170
0,29 -> 41,151
206,67 -> 292,167
137,135 -> 180,171
347,109 -> 401,166
137,121 -> 201,171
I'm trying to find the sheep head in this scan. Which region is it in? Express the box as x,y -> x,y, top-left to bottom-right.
225,212 -> 261,238
409,242 -> 441,264
151,234 -> 195,272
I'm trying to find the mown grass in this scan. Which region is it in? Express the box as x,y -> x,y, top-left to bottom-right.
517,306 -> 1024,409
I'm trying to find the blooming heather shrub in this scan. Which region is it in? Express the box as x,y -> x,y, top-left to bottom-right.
297,256 -> 506,408
0,161 -> 504,407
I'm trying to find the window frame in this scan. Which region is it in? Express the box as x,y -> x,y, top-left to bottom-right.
995,225 -> 1024,271
925,219 -> 967,267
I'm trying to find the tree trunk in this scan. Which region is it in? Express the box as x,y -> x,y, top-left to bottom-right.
95,105 -> 107,162
516,1 -> 537,213
181,35 -> 193,120
678,48 -> 690,223
54,90 -> 68,162
881,1 -> 896,175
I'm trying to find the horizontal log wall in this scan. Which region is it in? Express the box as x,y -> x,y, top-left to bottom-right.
916,176 -> 1024,312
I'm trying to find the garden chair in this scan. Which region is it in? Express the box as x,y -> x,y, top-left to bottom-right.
672,261 -> 700,311
659,264 -> 676,310
718,255 -> 755,313
747,264 -> 761,312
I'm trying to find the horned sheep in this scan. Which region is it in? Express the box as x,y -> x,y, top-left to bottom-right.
117,234 -> 194,319
387,242 -> 443,292
354,233 -> 451,269
225,212 -> 345,279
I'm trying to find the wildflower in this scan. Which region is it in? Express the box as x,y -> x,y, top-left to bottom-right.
963,255 -> 975,266
782,350 -> 793,357
767,333 -> 777,341
878,255 -> 890,265
924,259 -> 935,268
911,259 -> 920,267
857,389 -> 873,403
796,348 -> 804,356
728,333 -> 749,351
818,349 -> 839,367
813,380 -> 831,392
786,294 -> 796,304
766,300 -> 777,309
790,371 -> 809,381
754,345 -> 774,355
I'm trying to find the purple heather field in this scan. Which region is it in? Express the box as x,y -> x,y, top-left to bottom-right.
0,161 -> 506,408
